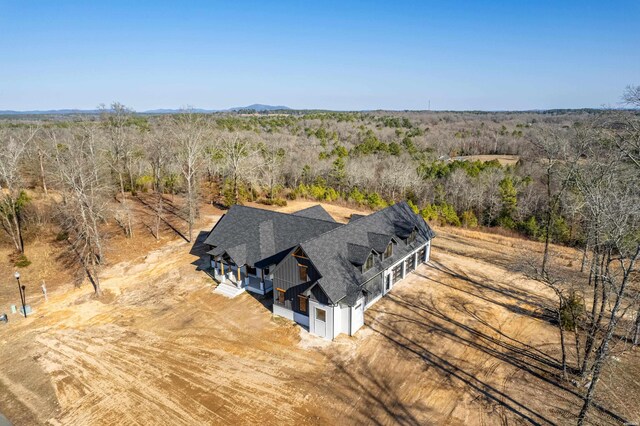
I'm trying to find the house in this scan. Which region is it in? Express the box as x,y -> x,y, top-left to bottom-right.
204,202 -> 435,339
204,205 -> 342,297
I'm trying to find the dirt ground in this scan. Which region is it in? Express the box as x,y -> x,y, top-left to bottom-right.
0,200 -> 638,425
455,155 -> 521,166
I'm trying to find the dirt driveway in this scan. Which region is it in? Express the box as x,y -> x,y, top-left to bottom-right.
0,205 -> 637,425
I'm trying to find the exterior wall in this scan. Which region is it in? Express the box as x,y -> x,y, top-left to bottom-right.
332,304 -> 342,339
294,312 -> 310,327
272,248 -> 322,313
273,304 -> 294,321
274,241 -> 432,340
340,304 -> 351,336
309,299 -> 334,339
350,297 -> 365,335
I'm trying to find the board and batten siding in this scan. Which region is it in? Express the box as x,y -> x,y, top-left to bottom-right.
272,247 -> 328,314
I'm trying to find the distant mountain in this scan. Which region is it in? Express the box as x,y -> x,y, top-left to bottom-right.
228,104 -> 291,111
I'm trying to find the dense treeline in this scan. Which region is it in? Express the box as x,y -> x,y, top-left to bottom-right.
0,89 -> 639,424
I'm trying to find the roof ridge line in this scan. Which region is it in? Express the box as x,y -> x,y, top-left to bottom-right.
301,202 -> 408,246
229,204 -> 339,224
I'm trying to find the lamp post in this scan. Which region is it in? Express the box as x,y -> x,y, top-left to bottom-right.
14,272 -> 27,318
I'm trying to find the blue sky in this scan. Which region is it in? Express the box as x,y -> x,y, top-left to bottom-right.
1,1 -> 638,111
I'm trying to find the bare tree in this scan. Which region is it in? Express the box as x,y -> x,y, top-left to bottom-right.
53,126 -> 109,296
218,134 -> 261,205
530,130 -> 577,276
259,142 -> 285,200
0,125 -> 39,254
172,110 -> 208,242
101,102 -> 135,237
573,119 -> 640,424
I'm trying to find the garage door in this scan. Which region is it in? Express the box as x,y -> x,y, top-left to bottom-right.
405,255 -> 416,274
392,263 -> 403,283
418,247 -> 426,263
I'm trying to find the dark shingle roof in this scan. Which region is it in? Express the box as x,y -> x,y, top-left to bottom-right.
349,214 -> 366,223
300,202 -> 435,306
204,205 -> 342,267
292,205 -> 336,222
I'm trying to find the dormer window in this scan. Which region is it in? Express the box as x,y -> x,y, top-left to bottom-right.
407,229 -> 417,244
383,242 -> 393,259
364,254 -> 374,272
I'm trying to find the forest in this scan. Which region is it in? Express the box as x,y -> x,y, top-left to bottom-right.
0,87 -> 639,424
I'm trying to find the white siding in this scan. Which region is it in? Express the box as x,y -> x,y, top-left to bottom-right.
273,304 -> 294,321
350,298 -> 365,335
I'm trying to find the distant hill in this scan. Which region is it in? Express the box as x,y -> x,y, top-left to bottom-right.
0,109 -> 102,115
0,104 -> 292,116
228,104 -> 291,112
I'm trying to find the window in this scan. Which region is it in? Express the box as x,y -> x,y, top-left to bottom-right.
316,308 -> 326,322
298,295 -> 308,313
408,229 -> 417,244
298,264 -> 308,281
246,266 -> 256,276
276,288 -> 285,304
364,254 -> 374,272
383,243 -> 393,259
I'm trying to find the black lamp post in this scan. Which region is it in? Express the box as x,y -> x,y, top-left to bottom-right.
14,271 -> 27,318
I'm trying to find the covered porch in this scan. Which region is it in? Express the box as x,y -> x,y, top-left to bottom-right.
209,253 -> 273,296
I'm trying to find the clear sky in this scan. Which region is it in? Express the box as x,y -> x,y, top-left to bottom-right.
1,1 -> 639,111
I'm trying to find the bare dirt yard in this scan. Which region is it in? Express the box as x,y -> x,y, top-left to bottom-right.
0,201 -> 638,425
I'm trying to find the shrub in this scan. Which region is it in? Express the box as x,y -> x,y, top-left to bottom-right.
309,184 -> 326,201
257,198 -> 287,207
518,216 -> 539,239
367,192 -> 387,210
461,210 -> 478,228
420,204 -> 438,221
407,199 -> 419,214
560,292 -> 584,330
14,254 -> 31,268
348,187 -> 366,205
437,202 -> 460,226
135,175 -> 154,193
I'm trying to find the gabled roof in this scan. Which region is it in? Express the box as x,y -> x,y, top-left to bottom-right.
204,205 -> 342,267
367,232 -> 395,254
300,202 -> 435,306
347,243 -> 374,266
292,205 -> 336,222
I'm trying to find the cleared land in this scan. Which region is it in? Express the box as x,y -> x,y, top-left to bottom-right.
452,154 -> 521,166
0,202 -> 638,425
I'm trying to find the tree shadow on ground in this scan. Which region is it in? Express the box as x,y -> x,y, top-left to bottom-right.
134,195 -> 189,242
317,350 -> 435,426
189,230 -> 214,277
420,261 -> 553,322
358,262 -> 629,425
